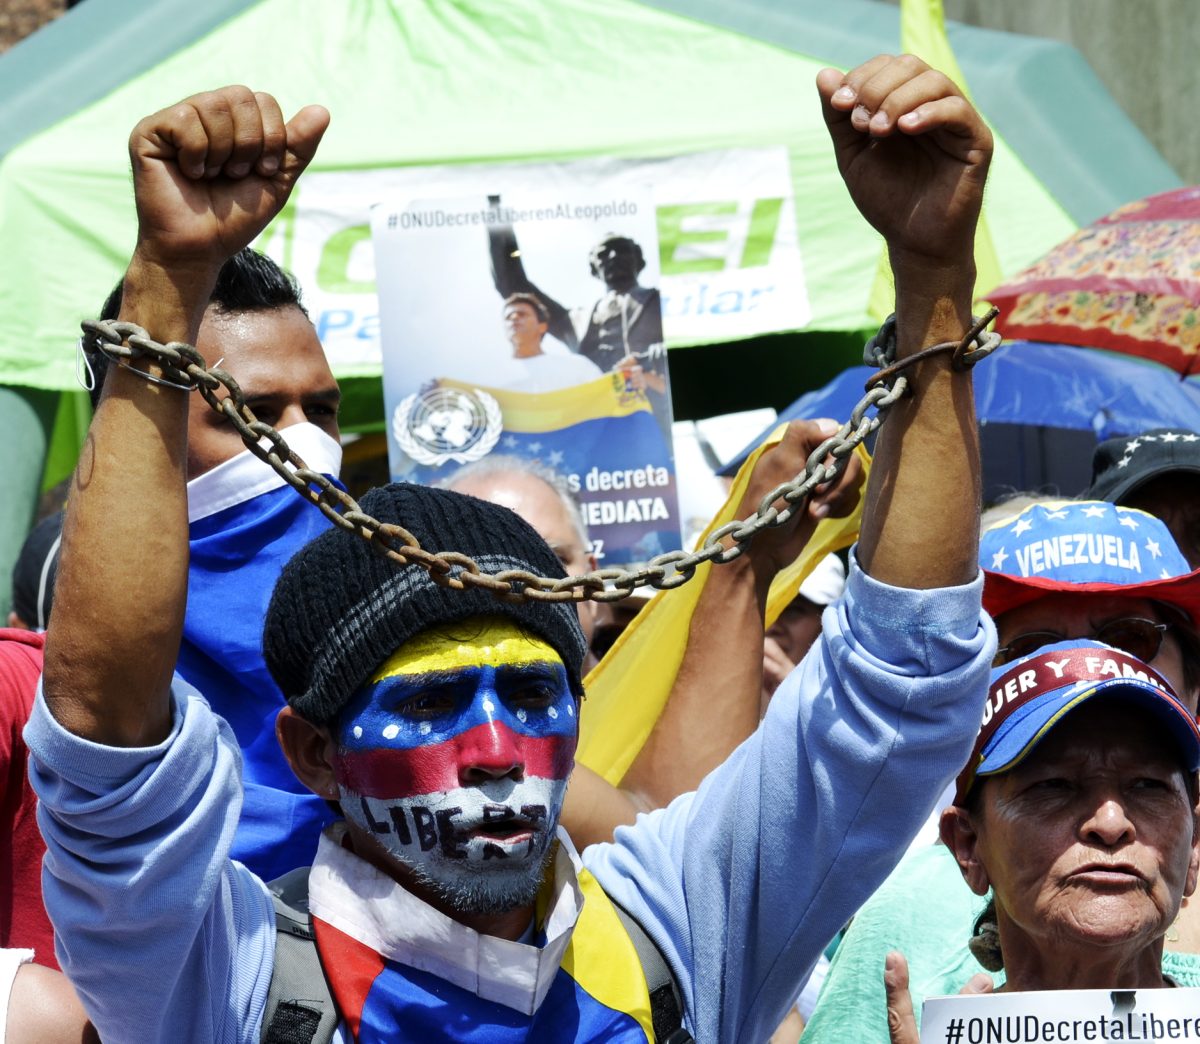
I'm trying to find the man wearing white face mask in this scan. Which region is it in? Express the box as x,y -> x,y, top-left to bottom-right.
86,251 -> 347,881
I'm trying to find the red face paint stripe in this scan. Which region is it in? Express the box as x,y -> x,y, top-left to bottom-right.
334,720 -> 577,799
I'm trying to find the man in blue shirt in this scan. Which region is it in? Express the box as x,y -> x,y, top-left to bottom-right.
30,55 -> 997,1042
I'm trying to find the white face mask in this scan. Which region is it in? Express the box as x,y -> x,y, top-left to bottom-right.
186,421 -> 343,523
334,620 -> 578,914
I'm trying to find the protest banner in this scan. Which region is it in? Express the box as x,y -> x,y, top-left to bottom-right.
262,147 -> 807,374
923,986 -> 1200,1043
370,187 -> 682,568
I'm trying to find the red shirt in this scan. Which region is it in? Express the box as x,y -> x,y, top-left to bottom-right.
0,628 -> 55,968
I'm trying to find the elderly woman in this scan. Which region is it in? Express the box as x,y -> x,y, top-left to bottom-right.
888,638 -> 1200,1041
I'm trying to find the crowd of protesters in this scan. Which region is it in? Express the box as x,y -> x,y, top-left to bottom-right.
1,51 -> 1199,1044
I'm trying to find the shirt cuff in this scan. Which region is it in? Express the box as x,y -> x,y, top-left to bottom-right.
25,678 -> 190,789
841,545 -> 994,672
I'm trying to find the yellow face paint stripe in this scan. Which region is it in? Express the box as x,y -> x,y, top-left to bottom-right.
371,617 -> 561,682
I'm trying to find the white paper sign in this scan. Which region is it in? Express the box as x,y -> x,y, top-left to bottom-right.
923,987 -> 1200,1043
254,146 -> 807,373
369,186 -> 683,568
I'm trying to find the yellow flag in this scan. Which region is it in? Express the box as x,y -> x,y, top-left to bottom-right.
577,427 -> 869,783
867,0 -> 1002,321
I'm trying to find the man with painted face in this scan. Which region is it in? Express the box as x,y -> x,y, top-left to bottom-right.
73,180 -> 851,887
494,292 -> 604,392
30,54 -> 997,1042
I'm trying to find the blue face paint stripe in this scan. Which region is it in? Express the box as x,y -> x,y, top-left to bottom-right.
339,662 -> 577,754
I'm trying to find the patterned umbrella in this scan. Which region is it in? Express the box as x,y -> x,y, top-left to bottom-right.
987,187 -> 1200,376
721,340 -> 1200,500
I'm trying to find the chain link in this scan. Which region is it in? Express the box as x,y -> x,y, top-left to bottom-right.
82,314 -> 998,604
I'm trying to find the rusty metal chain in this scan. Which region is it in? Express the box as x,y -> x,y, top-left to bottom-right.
82,314 -> 999,604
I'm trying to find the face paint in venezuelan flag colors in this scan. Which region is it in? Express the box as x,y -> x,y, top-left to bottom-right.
334,618 -> 578,911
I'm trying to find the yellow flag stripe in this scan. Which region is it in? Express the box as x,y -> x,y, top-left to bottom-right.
578,424 -> 868,783
559,867 -> 655,1041
439,374 -> 652,431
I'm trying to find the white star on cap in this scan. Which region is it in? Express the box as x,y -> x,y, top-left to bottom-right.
1161,431 -> 1182,443
1118,513 -> 1140,530
1012,517 -> 1033,536
1162,568 -> 1172,579
1183,434 -> 1200,443
1146,539 -> 1162,559
1081,504 -> 1107,518
1044,509 -> 1069,520
1117,457 -> 1131,468
990,547 -> 1009,570
1126,438 -> 1142,452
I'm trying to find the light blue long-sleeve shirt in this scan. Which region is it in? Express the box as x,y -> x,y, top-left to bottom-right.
27,552 -> 995,1042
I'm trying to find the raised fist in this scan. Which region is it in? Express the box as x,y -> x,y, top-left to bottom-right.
128,86 -> 328,272
816,54 -> 992,271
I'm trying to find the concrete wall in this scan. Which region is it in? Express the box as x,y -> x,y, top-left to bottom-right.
919,0 -> 1194,184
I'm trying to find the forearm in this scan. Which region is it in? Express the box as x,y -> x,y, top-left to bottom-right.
562,558 -> 770,841
584,558 -> 993,1043
489,224 -> 525,296
43,256 -> 215,745
621,418 -> 859,805
620,557 -> 769,803
559,763 -> 648,849
856,261 -> 979,589
26,685 -> 272,1041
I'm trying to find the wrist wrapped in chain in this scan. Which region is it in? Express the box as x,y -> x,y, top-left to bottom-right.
864,306 -> 1001,392
78,309 -> 973,603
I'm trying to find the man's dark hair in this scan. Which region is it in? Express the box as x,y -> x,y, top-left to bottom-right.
503,292 -> 550,325
85,248 -> 307,410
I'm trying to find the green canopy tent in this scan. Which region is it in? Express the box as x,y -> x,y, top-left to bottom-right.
0,0 -> 1178,614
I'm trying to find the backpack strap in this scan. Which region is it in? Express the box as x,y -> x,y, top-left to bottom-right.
261,867 -> 340,1044
610,902 -> 694,1044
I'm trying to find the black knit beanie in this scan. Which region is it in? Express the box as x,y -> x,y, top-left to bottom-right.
263,483 -> 587,724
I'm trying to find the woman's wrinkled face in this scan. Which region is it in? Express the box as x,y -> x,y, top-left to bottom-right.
970,702 -> 1199,955
333,617 -> 578,914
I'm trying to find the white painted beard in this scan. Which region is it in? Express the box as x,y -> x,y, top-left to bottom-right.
341,775 -> 568,914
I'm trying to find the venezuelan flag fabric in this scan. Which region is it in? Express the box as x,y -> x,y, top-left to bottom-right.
309,832 -> 656,1042
412,375 -> 680,567
181,423 -> 342,879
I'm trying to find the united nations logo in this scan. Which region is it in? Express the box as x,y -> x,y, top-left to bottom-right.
392,386 -> 503,467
